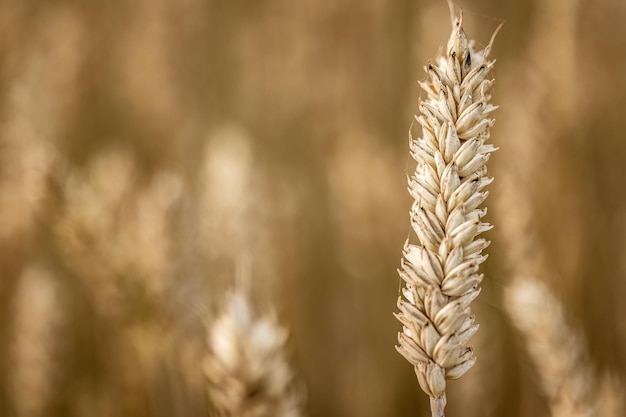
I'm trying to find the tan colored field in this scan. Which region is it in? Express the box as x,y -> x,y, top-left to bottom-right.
1,1 -> 625,416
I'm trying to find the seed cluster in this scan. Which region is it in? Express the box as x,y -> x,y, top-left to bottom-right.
204,293 -> 302,417
395,14 -> 497,401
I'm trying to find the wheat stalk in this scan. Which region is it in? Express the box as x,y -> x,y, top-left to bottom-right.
203,291 -> 303,417
394,5 -> 499,416
9,265 -> 64,417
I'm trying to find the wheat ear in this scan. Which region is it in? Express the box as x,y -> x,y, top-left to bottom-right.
505,276 -> 597,417
395,7 -> 498,416
203,292 -> 303,417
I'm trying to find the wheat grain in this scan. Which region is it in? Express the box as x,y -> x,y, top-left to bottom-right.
394,5 -> 499,416
204,292 -> 303,417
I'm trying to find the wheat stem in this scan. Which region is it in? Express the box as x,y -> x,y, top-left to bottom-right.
430,394 -> 447,417
395,6 -> 498,414
9,265 -> 64,417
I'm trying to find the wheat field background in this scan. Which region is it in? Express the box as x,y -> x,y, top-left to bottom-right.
1,0 -> 625,416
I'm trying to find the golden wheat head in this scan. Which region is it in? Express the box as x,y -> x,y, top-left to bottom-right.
394,6 -> 499,416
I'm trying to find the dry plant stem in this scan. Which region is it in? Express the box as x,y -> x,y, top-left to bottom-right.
430,395 -> 447,417
9,265 -> 64,417
394,6 -> 499,416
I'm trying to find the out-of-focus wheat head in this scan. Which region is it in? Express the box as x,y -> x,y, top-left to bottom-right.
204,291 -> 303,417
493,0 -> 582,286
505,276 -> 597,417
200,126 -> 254,265
55,150 -> 182,318
8,265 -> 64,417
198,124 -> 291,306
0,8 -> 83,242
394,6 -> 498,415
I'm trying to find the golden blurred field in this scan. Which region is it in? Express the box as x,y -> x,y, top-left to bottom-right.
1,0 -> 625,416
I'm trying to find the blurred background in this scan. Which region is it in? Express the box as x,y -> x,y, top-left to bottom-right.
1,0 -> 625,416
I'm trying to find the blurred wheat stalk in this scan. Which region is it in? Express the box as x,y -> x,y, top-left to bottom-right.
394,4 -> 499,416
8,266 -> 65,417
506,274 -> 626,417
505,276 -> 597,417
